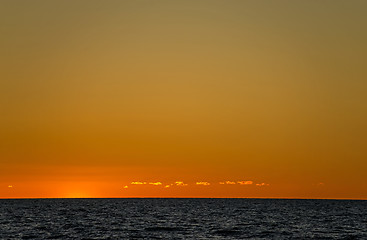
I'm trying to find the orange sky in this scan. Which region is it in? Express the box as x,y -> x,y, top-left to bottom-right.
1,1 -> 367,199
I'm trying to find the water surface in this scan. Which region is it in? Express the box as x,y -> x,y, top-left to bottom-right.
1,198 -> 366,239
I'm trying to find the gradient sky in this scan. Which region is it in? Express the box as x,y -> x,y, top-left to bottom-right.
1,0 -> 366,199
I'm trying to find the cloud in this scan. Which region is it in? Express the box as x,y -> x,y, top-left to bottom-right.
123,186 -> 128,189
164,185 -> 170,188
175,181 -> 188,186
8,185 -> 13,188
131,182 -> 146,185
237,181 -> 253,185
225,181 -> 236,185
149,182 -> 162,186
196,182 -> 210,186
219,182 -> 225,185
256,183 -> 270,187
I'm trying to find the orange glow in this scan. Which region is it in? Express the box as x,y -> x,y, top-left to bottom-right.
64,192 -> 91,199
55,182 -> 97,198
1,0 -> 367,200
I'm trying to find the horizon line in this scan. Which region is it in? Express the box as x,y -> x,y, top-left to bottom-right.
1,197 -> 366,201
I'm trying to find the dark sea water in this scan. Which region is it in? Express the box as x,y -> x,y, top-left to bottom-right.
0,198 -> 366,239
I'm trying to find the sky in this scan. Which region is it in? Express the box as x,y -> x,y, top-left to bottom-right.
1,0 -> 366,199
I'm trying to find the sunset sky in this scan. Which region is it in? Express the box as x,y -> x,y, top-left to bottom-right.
1,1 -> 366,199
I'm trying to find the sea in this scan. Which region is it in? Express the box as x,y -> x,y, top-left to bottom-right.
0,198 -> 366,239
